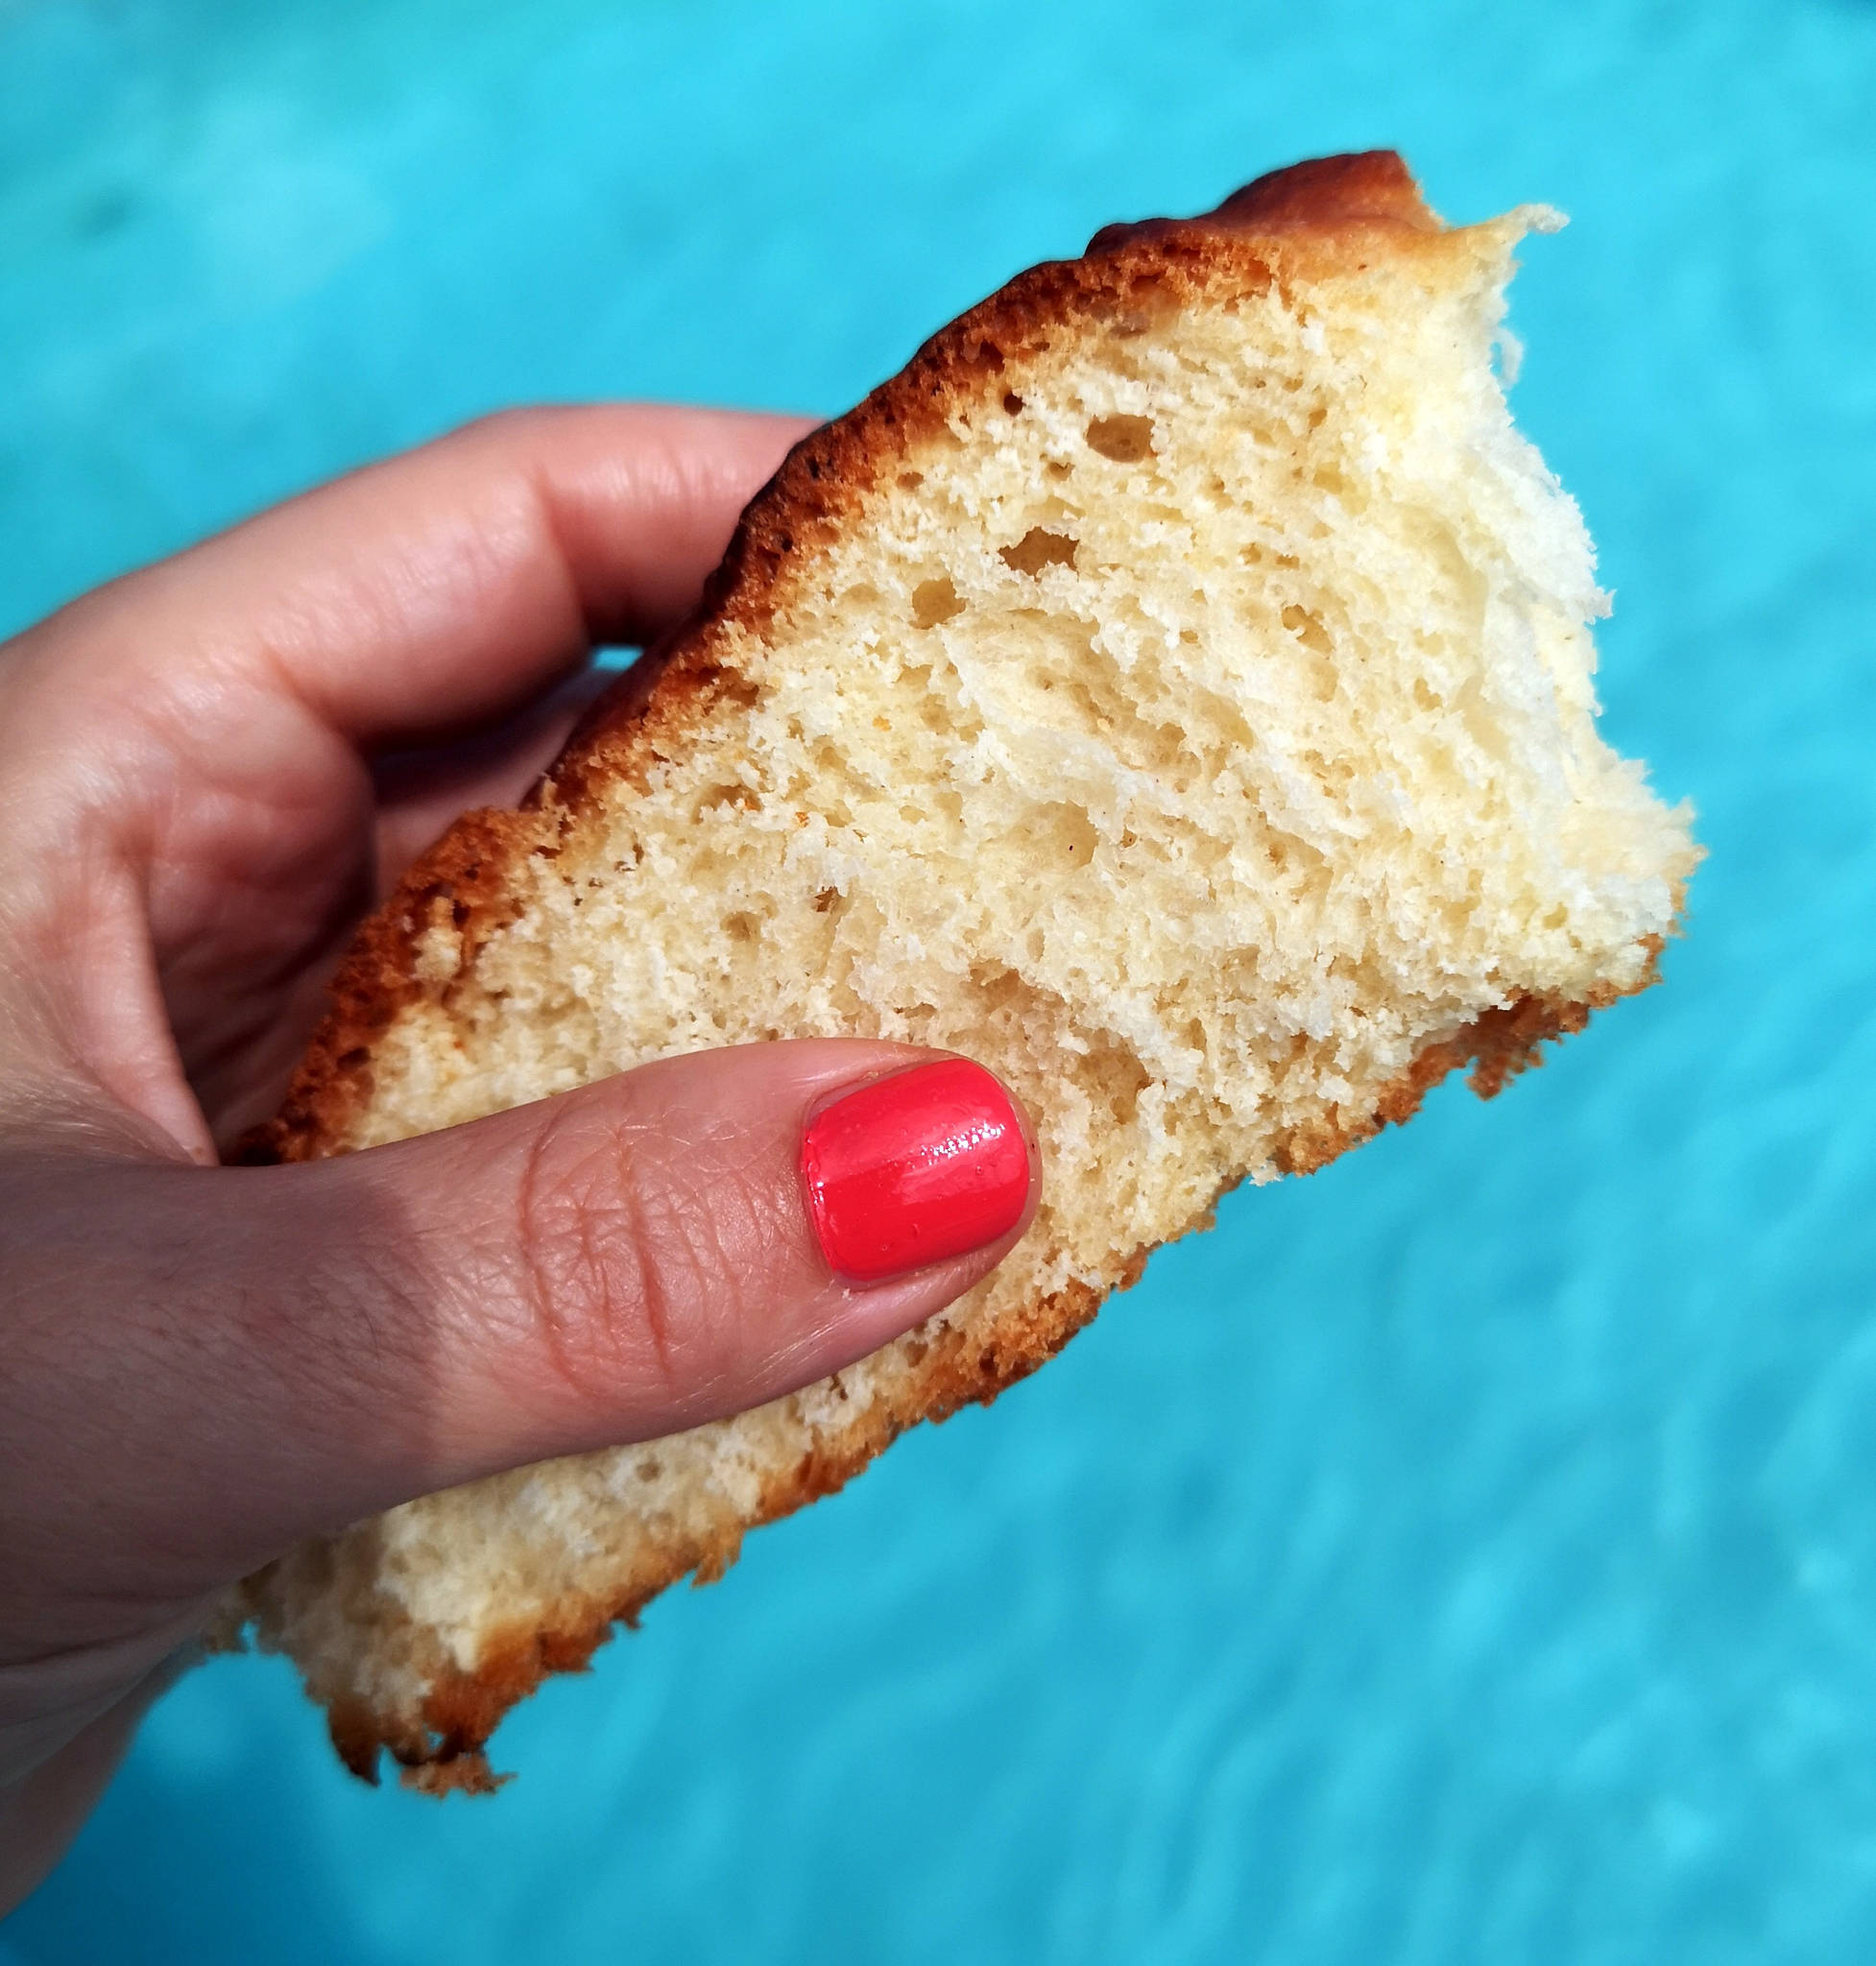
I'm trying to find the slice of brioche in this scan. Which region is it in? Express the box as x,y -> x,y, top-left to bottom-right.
227,152 -> 1697,1789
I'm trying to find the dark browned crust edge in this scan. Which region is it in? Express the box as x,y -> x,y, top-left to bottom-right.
231,152 -> 1664,1786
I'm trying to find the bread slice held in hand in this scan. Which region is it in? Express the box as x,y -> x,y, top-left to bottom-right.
229,151 -> 1698,1788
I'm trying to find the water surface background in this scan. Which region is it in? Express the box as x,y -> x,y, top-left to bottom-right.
3,1 -> 1874,1958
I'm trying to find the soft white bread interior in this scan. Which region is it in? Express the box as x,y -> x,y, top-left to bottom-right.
228,152 -> 1697,1788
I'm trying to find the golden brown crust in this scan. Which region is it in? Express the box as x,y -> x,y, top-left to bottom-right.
237,152 -> 1658,1784
233,808 -> 543,1163
1088,147 -> 1441,252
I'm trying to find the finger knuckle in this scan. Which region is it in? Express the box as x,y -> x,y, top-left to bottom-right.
452,403 -> 566,458
509,1102 -> 749,1417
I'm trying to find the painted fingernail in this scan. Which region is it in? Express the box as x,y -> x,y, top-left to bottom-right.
800,1059 -> 1034,1283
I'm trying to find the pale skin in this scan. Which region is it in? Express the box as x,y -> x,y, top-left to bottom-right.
0,406 -> 1041,1909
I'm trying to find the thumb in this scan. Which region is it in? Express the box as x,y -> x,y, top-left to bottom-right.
301,1039 -> 1040,1505
2,1042 -> 1039,1621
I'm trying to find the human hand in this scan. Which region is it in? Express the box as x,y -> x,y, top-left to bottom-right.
0,407 -> 1040,1907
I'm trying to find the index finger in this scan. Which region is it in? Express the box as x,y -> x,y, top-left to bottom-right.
18,403 -> 814,749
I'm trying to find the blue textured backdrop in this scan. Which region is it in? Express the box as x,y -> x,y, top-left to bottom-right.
4,1 -> 1874,1958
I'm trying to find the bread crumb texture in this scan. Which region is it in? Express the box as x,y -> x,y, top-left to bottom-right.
227,153 -> 1698,1787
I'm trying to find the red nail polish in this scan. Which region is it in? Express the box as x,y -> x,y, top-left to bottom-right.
800,1059 -> 1033,1283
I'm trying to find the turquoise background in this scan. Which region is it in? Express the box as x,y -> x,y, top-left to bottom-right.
4,0 -> 1874,1957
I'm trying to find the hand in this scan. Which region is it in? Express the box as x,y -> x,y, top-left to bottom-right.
0,407 -> 1040,1908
